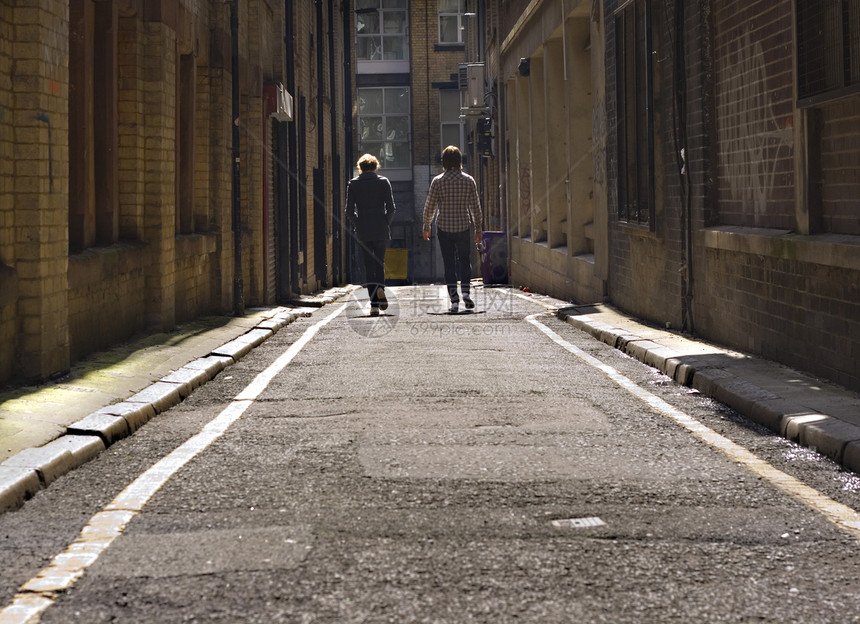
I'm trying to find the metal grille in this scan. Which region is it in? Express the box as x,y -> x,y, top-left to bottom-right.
616,0 -> 654,227
797,0 -> 860,103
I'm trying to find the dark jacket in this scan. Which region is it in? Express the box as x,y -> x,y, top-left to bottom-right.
345,172 -> 396,242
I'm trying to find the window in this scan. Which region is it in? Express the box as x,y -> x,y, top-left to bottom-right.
615,0 -> 655,227
357,87 -> 411,169
440,89 -> 464,151
69,0 -> 119,252
439,0 -> 465,44
176,54 -> 195,235
797,0 -> 860,104
355,0 -> 408,62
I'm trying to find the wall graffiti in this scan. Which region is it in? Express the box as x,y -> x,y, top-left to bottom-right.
719,30 -> 794,222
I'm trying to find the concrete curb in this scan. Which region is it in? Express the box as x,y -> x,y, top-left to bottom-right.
557,307 -> 860,475
0,292 -> 353,514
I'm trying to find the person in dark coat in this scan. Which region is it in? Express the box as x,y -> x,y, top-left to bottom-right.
345,154 -> 396,316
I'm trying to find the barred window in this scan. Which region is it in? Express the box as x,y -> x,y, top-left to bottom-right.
797,0 -> 860,104
615,0 -> 655,227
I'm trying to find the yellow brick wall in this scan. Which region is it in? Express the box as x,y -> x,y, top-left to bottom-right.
117,15 -> 147,240
11,1 -> 71,380
243,94 -> 265,303
410,4 -> 468,169
0,1 -> 17,382
298,4 -> 318,290
2,0 -> 337,384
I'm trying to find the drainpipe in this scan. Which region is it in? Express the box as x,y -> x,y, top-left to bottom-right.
672,0 -> 691,333
328,0 -> 341,283
342,0 -> 354,283
285,0 -> 299,297
228,0 -> 244,316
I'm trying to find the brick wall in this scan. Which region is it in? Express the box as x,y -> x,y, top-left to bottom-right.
0,3 -> 16,380
68,245 -> 147,361
713,0 -> 795,229
690,0 -> 860,390
603,0 -> 690,327
11,1 -> 71,380
0,0 -> 297,386
411,2 -> 470,169
697,242 -> 860,389
818,98 -> 860,235
295,4 -> 318,290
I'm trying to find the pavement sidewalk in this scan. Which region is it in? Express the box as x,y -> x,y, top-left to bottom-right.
555,302 -> 860,474
0,286 -> 353,512
1,283 -> 858,514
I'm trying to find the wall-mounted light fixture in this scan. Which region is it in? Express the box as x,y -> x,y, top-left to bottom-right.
518,58 -> 530,77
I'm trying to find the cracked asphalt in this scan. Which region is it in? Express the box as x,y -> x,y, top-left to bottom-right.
1,285 -> 859,623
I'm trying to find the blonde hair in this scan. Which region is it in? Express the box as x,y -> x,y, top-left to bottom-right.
357,153 -> 379,172
441,145 -> 462,170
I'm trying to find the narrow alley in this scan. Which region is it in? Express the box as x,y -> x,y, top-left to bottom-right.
1,285 -> 859,623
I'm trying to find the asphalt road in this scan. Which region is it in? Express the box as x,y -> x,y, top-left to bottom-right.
1,285 -> 859,623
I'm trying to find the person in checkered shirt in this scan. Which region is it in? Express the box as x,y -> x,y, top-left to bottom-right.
422,146 -> 483,313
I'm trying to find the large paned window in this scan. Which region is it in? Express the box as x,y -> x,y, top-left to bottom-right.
615,0 -> 654,228
357,86 -> 411,169
439,0 -> 465,44
440,89 -> 464,151
797,0 -> 860,104
355,0 -> 408,62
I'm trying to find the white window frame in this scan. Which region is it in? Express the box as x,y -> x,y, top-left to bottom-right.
438,0 -> 465,45
355,0 -> 410,74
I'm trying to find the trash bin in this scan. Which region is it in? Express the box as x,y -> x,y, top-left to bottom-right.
385,248 -> 409,281
480,231 -> 508,285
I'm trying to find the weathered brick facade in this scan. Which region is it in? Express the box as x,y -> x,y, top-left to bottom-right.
495,0 -> 860,390
0,0 -> 348,386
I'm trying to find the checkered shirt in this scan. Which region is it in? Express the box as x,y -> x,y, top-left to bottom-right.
422,169 -> 483,233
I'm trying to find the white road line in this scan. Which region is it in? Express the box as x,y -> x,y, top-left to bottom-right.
526,313 -> 860,543
0,304 -> 347,624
